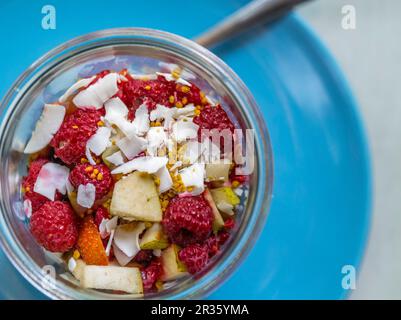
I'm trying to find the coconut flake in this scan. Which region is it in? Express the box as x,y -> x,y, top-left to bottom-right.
105,151 -> 125,166
179,163 -> 205,195
131,73 -> 158,80
132,103 -> 150,136
73,73 -> 119,109
24,104 -> 66,154
181,140 -> 203,164
104,97 -> 129,123
33,162 -> 70,200
150,104 -> 175,129
105,229 -> 115,256
111,156 -> 168,175
112,243 -> 133,266
23,199 -> 32,219
146,126 -> 167,156
113,223 -> 145,258
59,76 -> 96,103
76,183 -> 96,208
86,127 -> 112,165
116,134 -> 147,160
171,118 -> 199,143
173,104 -> 195,118
155,166 -> 173,194
68,258 -> 77,272
176,77 -> 192,87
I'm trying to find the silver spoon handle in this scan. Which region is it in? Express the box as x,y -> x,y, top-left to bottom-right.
195,0 -> 311,48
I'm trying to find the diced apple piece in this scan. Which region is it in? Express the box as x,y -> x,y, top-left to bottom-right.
210,187 -> 240,215
161,244 -> 187,281
205,161 -> 231,182
140,223 -> 169,250
210,187 -> 240,206
80,265 -> 143,294
71,259 -> 86,280
102,145 -> 121,169
203,189 -> 224,233
110,172 -> 162,222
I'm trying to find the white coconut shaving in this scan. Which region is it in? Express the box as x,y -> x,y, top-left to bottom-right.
153,249 -> 162,257
131,73 -> 158,80
105,151 -> 125,166
146,126 -> 167,156
181,140 -> 203,164
171,118 -> 199,143
150,104 -> 175,129
76,183 -> 96,208
105,229 -> 115,257
156,72 -> 175,82
104,97 -> 129,124
33,162 -> 70,200
132,103 -> 150,136
173,104 -> 196,118
59,76 -> 96,103
155,166 -> 173,194
111,156 -> 168,175
68,257 -> 77,272
73,73 -> 119,109
112,243 -> 133,266
86,126 -> 112,165
113,223 -> 146,264
24,104 -> 66,154
179,163 -> 205,195
23,199 -> 32,219
116,134 -> 147,160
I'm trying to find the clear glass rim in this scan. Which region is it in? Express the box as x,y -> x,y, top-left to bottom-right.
0,27 -> 274,300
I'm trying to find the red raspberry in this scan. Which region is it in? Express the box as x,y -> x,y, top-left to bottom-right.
141,260 -> 163,292
134,250 -> 154,266
50,108 -> 104,165
30,201 -> 78,252
178,244 -> 209,274
194,104 -> 235,133
224,217 -> 235,229
205,230 -> 231,258
94,206 -> 110,228
69,163 -> 113,200
22,158 -> 62,212
117,76 -> 176,117
162,196 -> 213,246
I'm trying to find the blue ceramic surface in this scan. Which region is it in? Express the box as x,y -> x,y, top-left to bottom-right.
0,0 -> 371,299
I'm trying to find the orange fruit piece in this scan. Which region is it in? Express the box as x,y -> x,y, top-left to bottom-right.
77,216 -> 108,266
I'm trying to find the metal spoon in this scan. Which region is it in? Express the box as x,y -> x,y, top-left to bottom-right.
195,0 -> 312,48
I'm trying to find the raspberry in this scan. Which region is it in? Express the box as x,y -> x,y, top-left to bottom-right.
22,158 -> 62,212
162,196 -> 213,246
194,104 -> 235,133
94,206 -> 110,228
205,230 -> 231,258
77,216 -> 108,265
69,163 -> 113,200
224,218 -> 235,229
134,250 -> 154,266
141,260 -> 163,292
178,244 -> 209,274
30,201 -> 78,252
50,108 -> 104,165
117,76 -> 176,117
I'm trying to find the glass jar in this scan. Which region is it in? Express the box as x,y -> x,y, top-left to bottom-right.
0,28 -> 273,299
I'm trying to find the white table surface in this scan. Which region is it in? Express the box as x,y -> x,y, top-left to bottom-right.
299,0 -> 401,299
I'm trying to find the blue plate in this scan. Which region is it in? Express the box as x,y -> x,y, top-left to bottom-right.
0,0 -> 371,299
